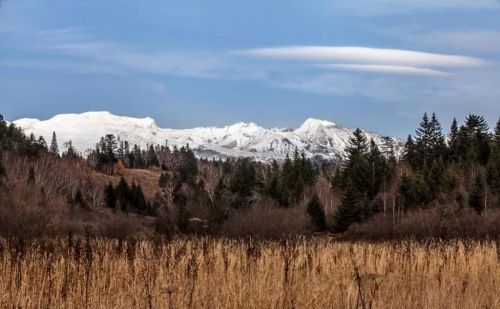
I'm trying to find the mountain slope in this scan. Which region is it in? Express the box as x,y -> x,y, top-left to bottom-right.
13,112 -> 403,162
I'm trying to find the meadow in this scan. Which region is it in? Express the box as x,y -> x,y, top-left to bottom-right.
0,237 -> 499,308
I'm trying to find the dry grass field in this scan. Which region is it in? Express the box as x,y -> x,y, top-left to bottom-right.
0,237 -> 499,309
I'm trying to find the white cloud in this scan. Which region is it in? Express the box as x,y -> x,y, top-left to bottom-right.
318,64 -> 452,76
242,46 -> 485,68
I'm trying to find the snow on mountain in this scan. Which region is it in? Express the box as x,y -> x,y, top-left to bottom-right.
13,111 -> 403,162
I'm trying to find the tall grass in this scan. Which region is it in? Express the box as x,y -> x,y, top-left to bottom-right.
0,237 -> 498,308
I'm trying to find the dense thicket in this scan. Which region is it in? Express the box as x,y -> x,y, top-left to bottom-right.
1,112 -> 499,239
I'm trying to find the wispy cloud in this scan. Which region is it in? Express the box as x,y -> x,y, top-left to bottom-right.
317,64 -> 452,77
241,46 -> 485,68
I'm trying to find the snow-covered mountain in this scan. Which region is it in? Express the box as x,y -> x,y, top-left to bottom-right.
13,111 -> 403,162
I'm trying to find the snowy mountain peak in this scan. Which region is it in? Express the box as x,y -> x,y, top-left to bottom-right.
296,118 -> 337,133
13,112 -> 403,162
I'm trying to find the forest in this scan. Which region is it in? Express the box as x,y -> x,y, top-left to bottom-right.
0,112 -> 499,239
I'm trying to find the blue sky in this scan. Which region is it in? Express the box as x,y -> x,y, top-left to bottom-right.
1,0 -> 500,137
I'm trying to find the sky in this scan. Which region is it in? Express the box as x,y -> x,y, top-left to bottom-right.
1,0 -> 500,137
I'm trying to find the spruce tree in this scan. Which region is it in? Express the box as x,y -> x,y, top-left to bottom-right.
49,131 -> 59,155
63,140 -> 77,158
0,152 -> 5,179
342,128 -> 370,194
403,135 -> 417,167
104,182 -> 117,209
229,158 -> 256,198
37,136 -> 48,150
459,114 -> 491,164
429,113 -> 447,161
345,128 -> 369,162
448,118 -> 459,162
368,139 -> 386,199
415,113 -> 432,167
381,136 -> 396,164
334,182 -> 361,231
493,117 -> 500,151
469,174 -> 485,213
116,177 -> 130,212
307,195 -> 326,231
27,166 -> 35,184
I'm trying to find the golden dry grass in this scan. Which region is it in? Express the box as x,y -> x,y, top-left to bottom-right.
0,237 -> 499,308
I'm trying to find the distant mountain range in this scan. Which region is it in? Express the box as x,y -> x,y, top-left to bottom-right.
13,111 -> 403,162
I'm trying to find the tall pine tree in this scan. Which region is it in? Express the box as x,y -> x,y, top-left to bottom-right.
49,131 -> 59,155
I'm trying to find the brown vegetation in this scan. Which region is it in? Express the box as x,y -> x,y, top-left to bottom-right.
0,237 -> 498,308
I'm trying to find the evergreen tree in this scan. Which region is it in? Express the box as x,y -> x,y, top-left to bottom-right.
146,144 -> 159,167
104,134 -> 118,156
307,195 -> 326,231
179,144 -> 198,185
415,112 -> 446,167
341,128 -> 370,194
37,136 -> 48,150
104,182 -> 117,209
458,114 -> 491,164
429,113 -> 447,161
49,131 -> 59,155
403,135 -> 417,167
0,152 -> 5,179
63,140 -> 77,158
469,173 -> 485,213
74,190 -> 85,208
448,118 -> 459,162
345,128 -> 369,163
492,117 -> 500,153
27,166 -> 35,183
368,139 -> 386,199
425,158 -> 445,202
334,181 -> 362,231
399,174 -> 425,209
415,113 -> 432,167
116,177 -> 130,212
229,158 -> 256,198
381,136 -> 397,164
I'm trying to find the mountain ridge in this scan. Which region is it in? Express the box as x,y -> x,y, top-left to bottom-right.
13,111 -> 403,162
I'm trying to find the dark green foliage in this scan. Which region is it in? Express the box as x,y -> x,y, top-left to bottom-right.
307,195 -> 326,231
104,182 -> 117,209
178,145 -> 198,185
145,145 -> 159,167
340,128 -> 370,194
414,113 -> 446,167
368,139 -> 387,198
49,131 -> 59,155
399,174 -> 425,208
37,136 -> 48,150
448,118 -> 460,162
73,190 -> 85,208
469,173 -> 485,213
403,135 -> 417,167
262,150 -> 317,207
229,158 -> 256,198
63,140 -> 78,159
334,183 -> 362,231
27,167 -> 35,184
105,177 -> 149,214
0,152 -> 5,179
456,114 -> 491,164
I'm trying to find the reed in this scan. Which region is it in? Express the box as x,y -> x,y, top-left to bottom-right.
0,237 -> 498,308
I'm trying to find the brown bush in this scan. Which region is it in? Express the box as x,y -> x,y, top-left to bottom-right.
219,202 -> 309,238
349,205 -> 500,240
